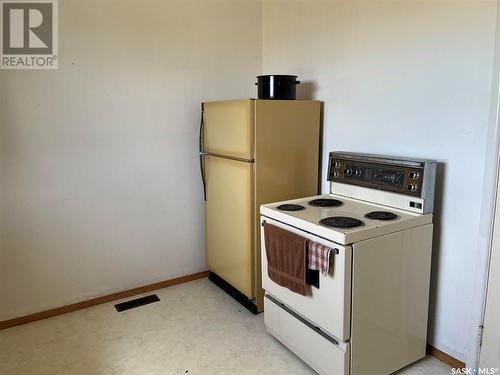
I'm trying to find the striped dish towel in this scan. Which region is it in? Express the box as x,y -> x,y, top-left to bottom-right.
307,241 -> 333,276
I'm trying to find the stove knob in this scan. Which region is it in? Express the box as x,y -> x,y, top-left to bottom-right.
345,168 -> 353,176
354,169 -> 361,177
333,172 -> 339,178
407,184 -> 418,192
334,162 -> 341,168
409,171 -> 419,180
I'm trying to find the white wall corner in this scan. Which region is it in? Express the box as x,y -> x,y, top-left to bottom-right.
466,0 -> 500,368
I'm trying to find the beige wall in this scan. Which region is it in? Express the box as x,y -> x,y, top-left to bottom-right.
262,0 -> 497,361
0,0 -> 262,320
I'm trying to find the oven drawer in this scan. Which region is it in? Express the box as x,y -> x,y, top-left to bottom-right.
264,296 -> 349,375
261,217 -> 352,341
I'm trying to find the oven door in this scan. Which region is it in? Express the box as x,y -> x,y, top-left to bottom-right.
260,216 -> 352,341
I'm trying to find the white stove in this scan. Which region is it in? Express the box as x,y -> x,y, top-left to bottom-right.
260,152 -> 437,375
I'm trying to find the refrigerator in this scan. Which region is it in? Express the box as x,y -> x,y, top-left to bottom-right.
199,99 -> 321,313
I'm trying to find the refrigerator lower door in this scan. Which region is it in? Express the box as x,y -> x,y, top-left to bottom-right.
204,154 -> 254,298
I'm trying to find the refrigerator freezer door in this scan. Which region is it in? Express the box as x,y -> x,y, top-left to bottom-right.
204,154 -> 254,298
202,100 -> 254,160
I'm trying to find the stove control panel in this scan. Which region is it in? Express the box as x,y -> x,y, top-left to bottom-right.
328,152 -> 437,213
328,152 -> 437,199
329,159 -> 423,196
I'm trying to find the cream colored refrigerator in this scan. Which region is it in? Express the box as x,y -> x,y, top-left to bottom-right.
200,99 -> 321,313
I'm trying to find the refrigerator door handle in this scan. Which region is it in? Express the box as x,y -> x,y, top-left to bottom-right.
199,153 -> 207,201
201,152 -> 255,164
199,104 -> 205,153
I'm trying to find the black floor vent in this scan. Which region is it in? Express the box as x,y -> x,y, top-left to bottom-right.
114,294 -> 160,312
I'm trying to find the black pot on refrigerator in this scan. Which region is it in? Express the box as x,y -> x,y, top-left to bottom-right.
255,75 -> 301,100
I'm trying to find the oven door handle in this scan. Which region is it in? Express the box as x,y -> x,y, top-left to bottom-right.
262,219 -> 339,254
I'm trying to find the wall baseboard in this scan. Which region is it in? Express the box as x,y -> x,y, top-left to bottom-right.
427,344 -> 466,369
0,270 -> 210,330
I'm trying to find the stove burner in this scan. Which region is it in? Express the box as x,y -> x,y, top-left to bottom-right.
365,211 -> 398,221
308,198 -> 343,207
277,204 -> 305,211
320,216 -> 364,228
